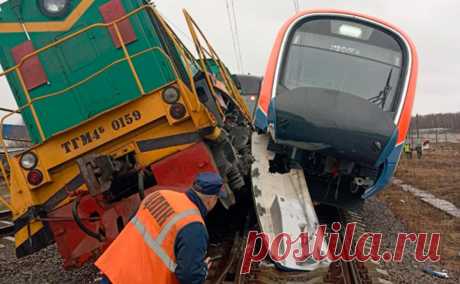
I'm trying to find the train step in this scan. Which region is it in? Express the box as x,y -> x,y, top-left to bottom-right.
0,209 -> 12,220
0,209 -> 14,238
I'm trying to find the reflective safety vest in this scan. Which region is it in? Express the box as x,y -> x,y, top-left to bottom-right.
96,190 -> 205,284
404,143 -> 411,153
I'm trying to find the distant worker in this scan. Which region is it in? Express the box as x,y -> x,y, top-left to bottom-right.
96,172 -> 226,284
416,138 -> 423,159
404,142 -> 412,159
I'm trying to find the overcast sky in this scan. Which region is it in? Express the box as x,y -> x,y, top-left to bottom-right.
155,0 -> 460,115
0,0 -> 459,125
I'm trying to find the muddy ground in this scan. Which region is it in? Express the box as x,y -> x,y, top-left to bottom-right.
396,143 -> 460,207
377,143 -> 460,281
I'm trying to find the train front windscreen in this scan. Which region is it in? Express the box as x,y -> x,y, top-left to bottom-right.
274,17 -> 408,166
279,18 -> 405,114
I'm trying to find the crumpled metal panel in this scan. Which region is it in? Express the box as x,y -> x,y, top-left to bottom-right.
251,133 -> 330,271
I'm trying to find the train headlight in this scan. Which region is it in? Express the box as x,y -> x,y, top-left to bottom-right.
27,169 -> 44,186
169,103 -> 187,120
38,0 -> 71,18
20,152 -> 38,170
162,87 -> 180,104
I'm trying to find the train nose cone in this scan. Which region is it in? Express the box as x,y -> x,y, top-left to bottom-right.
274,86 -> 396,166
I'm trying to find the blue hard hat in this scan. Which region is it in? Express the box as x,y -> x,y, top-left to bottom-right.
193,172 -> 225,197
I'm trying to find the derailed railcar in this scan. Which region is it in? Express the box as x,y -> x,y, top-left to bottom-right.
0,0 -> 251,267
256,10 -> 418,207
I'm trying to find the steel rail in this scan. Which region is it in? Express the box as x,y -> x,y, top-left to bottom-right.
336,208 -> 371,284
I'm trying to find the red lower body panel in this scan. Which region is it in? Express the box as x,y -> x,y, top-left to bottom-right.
48,142 -> 218,268
151,141 -> 218,187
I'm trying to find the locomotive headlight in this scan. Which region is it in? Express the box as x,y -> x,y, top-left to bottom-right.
20,152 -> 38,170
27,169 -> 44,186
162,87 -> 180,104
169,103 -> 187,119
38,0 -> 71,18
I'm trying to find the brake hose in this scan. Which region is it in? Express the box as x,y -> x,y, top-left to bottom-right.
72,197 -> 104,242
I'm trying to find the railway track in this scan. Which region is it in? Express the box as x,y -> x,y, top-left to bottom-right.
207,205 -> 394,284
322,208 -> 373,284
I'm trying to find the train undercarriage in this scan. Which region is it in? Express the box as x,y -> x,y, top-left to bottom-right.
267,139 -> 380,209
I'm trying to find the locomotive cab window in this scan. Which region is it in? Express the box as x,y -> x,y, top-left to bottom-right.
279,17 -> 407,114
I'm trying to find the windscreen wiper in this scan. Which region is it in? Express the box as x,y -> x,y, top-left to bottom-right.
369,69 -> 393,109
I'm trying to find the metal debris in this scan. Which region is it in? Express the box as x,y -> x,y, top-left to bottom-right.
422,267 -> 449,279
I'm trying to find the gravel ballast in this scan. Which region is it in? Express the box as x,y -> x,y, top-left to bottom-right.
0,241 -> 98,284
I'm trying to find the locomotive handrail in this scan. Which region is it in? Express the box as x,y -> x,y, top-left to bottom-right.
183,10 -> 252,122
0,178 -> 12,210
183,12 -> 225,119
148,8 -> 202,112
0,4 -> 237,208
0,4 -> 201,141
0,5 -> 172,140
0,5 -> 152,78
0,4 -> 199,200
16,47 -> 167,106
0,46 -> 179,202
151,7 -> 250,118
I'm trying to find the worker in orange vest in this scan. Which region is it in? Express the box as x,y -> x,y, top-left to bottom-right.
96,172 -> 226,284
